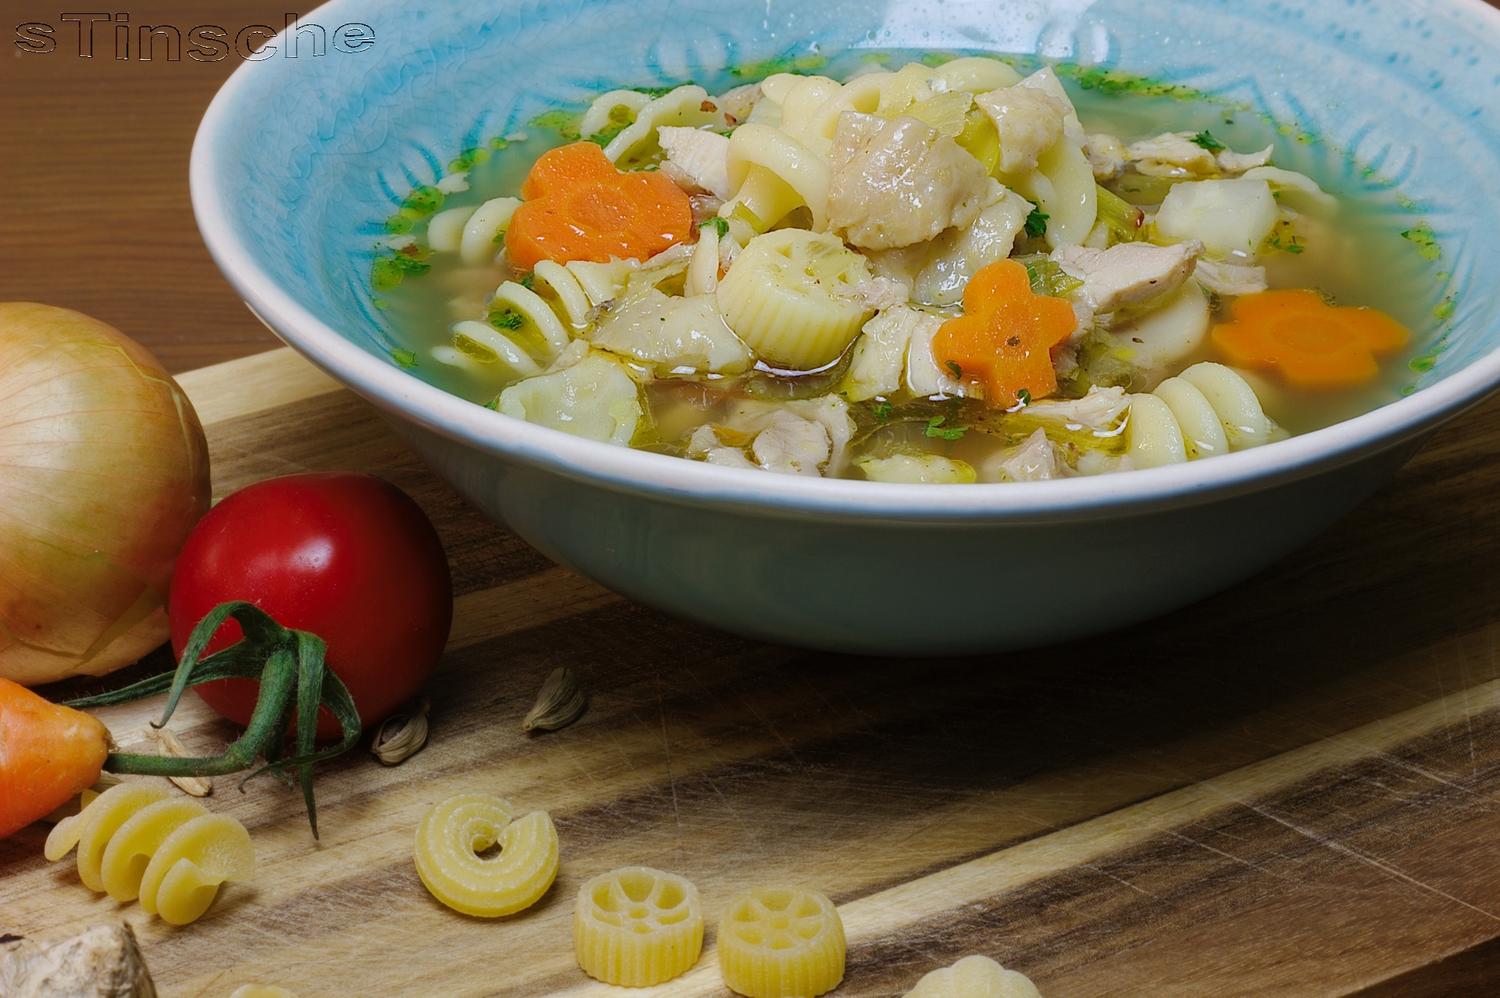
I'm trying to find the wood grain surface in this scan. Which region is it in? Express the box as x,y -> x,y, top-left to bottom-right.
3,346 -> 1500,997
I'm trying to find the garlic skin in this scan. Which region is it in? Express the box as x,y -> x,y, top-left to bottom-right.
523,667 -> 587,733
372,698 -> 432,766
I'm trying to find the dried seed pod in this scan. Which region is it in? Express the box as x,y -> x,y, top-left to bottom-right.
372,698 -> 431,766
143,727 -> 213,798
523,667 -> 586,733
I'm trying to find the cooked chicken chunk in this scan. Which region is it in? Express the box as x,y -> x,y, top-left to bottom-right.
1023,385 -> 1130,431
828,112 -> 992,250
1085,133 -> 1128,181
974,87 -> 1068,175
1126,132 -> 1218,177
842,276 -> 911,311
1217,145 -> 1274,175
1053,240 -> 1203,313
1194,258 -> 1269,297
751,410 -> 833,476
992,429 -> 1064,482
658,126 -> 733,200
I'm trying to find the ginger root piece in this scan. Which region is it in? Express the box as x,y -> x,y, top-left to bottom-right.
0,923 -> 156,998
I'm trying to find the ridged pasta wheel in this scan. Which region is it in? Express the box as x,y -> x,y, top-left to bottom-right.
414,793 -> 559,918
904,955 -> 1042,998
574,866 -> 705,986
45,782 -> 255,926
717,886 -> 846,998
717,230 -> 873,370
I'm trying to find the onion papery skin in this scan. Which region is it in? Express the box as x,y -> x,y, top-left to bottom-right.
0,303 -> 211,685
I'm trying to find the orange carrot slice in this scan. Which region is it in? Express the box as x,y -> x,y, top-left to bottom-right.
1211,289 -> 1410,388
934,259 -> 1077,405
0,678 -> 109,838
506,142 -> 693,270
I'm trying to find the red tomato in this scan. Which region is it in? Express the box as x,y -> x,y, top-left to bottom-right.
169,473 -> 452,738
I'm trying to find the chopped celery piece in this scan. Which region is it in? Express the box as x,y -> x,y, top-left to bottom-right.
1096,184 -> 1146,243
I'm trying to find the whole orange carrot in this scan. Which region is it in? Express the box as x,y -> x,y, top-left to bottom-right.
0,678 -> 109,838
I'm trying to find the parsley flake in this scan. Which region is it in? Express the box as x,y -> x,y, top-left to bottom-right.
1190,130 -> 1226,153
489,308 -> 524,331
707,216 -> 730,238
872,400 -> 894,421
1015,388 -> 1032,407
1024,208 -> 1050,239
924,416 -> 966,441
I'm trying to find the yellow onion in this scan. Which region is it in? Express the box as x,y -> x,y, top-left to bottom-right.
0,303 -> 210,685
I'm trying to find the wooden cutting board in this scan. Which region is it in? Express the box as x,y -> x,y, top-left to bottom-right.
4,346 -> 1500,997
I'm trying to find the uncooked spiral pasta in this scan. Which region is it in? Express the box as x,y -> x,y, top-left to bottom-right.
1127,362 -> 1285,468
413,792 -> 559,918
44,783 -> 255,926
716,886 -> 846,998
573,866 -> 705,986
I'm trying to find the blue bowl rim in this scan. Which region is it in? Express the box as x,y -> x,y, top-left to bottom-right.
190,0 -> 1500,524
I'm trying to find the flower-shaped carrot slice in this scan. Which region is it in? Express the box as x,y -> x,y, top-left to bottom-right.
505,142 -> 693,270
933,259 -> 1077,405
1211,289 -> 1410,388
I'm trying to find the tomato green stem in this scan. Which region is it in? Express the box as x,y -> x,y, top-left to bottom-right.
66,601 -> 363,839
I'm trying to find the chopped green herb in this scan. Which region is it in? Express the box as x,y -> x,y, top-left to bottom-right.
1400,224 -> 1442,261
634,84 -> 684,98
924,416 -> 966,441
489,136 -> 511,151
1053,64 -> 1215,103
706,216 -> 730,238
1434,297 -> 1456,321
1409,354 -> 1437,374
1189,130 -> 1226,153
1024,208 -> 1050,239
489,308 -> 524,331
401,185 -> 445,217
729,52 -> 827,79
1015,388 -> 1032,407
389,348 -> 418,369
944,360 -> 964,379
872,400 -> 894,421
530,108 -> 582,140
447,147 -> 491,173
370,247 -> 433,292
520,273 -> 536,291
493,228 -> 507,245
383,214 -> 415,235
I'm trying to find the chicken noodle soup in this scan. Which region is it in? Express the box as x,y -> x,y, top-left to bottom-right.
377,52 -> 1436,484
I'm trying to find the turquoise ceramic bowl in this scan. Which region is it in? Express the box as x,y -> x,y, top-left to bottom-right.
193,0 -> 1500,653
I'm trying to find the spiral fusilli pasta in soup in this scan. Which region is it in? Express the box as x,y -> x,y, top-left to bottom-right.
377,50 -> 1434,484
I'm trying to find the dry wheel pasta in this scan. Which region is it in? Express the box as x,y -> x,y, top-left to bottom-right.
716,886 -> 846,998
574,866 -> 705,986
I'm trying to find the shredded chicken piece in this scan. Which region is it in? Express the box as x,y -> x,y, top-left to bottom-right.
1127,132 -> 1218,177
716,83 -> 761,125
828,112 -> 992,250
1053,240 -> 1203,313
1085,133 -> 1128,181
842,277 -> 911,311
658,126 -> 732,199
1024,385 -> 1130,431
995,429 -> 1064,482
974,87 -> 1067,175
1194,258 -> 1269,297
1217,145 -> 1274,175
750,410 -> 833,476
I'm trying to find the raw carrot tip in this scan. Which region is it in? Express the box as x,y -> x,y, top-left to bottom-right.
505,142 -> 694,270
933,259 -> 1078,405
1211,289 -> 1410,388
